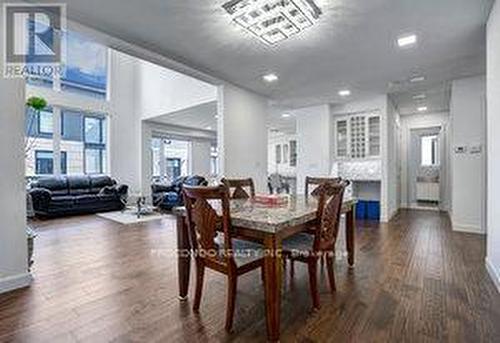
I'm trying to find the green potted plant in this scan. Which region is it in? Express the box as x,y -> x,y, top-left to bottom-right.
25,96 -> 47,157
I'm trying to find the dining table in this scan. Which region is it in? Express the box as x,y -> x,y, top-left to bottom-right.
172,195 -> 357,342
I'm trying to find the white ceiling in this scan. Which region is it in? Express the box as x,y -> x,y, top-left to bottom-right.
146,101 -> 218,132
390,82 -> 452,116
50,0 -> 493,120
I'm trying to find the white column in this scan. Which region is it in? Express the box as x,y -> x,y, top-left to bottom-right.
295,104 -> 332,194
191,140 -> 212,176
159,138 -> 166,178
219,84 -> 268,192
0,16 -> 30,290
52,107 -> 62,175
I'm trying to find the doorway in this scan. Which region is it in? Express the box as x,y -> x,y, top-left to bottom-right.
408,126 -> 442,210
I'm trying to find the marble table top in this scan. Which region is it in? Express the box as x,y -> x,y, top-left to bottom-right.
173,195 -> 357,234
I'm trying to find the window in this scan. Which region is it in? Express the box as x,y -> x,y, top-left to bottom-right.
276,144 -> 282,164
25,108 -> 107,177
26,107 -> 54,138
210,145 -> 219,175
283,144 -> 289,164
164,140 -> 189,181
84,116 -> 107,174
150,138 -> 190,182
151,138 -> 162,177
421,135 -> 439,166
85,148 -> 105,174
25,19 -> 54,88
84,117 -> 105,144
26,26 -> 108,97
289,140 -> 297,167
61,31 -> 108,99
38,110 -> 53,135
167,158 -> 182,180
23,25 -> 109,178
35,151 -> 67,175
61,110 -> 84,141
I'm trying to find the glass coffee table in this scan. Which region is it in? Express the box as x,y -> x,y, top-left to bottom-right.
125,195 -> 155,218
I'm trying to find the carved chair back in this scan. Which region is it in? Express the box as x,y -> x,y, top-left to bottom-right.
312,180 -> 349,252
221,178 -> 255,199
305,176 -> 342,196
183,185 -> 235,268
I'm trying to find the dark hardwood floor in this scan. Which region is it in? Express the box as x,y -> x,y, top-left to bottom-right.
1,209 -> 499,342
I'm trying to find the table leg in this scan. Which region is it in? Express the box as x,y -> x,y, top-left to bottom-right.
263,235 -> 282,342
346,207 -> 355,267
176,215 -> 191,300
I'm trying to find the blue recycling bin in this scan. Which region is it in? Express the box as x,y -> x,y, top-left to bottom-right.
356,201 -> 367,220
366,201 -> 380,220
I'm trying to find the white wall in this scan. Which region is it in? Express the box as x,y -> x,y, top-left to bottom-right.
386,98 -> 401,220
0,24 -> 31,292
191,140 -> 212,176
109,50 -> 142,194
109,50 -> 219,195
295,105 -> 332,194
486,0 -> 500,292
218,84 -> 268,192
137,60 -> 217,120
450,75 -> 486,234
399,112 -> 451,209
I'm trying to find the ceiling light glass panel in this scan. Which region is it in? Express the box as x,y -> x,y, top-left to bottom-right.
223,0 -> 322,45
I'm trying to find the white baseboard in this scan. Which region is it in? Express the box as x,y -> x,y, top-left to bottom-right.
452,222 -> 485,234
486,258 -> 500,294
0,273 -> 33,294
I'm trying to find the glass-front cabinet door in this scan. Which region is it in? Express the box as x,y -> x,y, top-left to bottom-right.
368,115 -> 381,156
334,113 -> 380,159
336,119 -> 348,157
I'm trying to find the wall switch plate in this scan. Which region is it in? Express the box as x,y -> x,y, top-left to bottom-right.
469,145 -> 482,154
454,146 -> 467,154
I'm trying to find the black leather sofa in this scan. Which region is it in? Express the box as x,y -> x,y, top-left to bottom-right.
29,175 -> 128,218
152,175 -> 207,210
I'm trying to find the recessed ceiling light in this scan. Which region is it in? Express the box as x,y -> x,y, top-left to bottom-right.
417,106 -> 428,112
338,89 -> 351,97
281,113 -> 291,118
263,73 -> 278,83
206,126 -> 213,130
215,115 -> 219,119
222,0 -> 322,45
397,34 -> 417,48
413,93 -> 426,100
409,75 -> 425,83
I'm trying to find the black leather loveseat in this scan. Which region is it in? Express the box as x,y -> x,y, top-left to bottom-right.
29,175 -> 128,218
152,175 -> 207,210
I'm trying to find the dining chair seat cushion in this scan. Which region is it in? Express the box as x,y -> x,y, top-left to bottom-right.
214,235 -> 264,266
282,232 -> 315,253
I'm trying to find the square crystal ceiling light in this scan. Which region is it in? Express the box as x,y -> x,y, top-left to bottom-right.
222,0 -> 322,45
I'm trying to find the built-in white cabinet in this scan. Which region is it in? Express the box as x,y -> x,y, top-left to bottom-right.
335,113 -> 380,159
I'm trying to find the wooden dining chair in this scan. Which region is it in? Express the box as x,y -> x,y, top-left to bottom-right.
182,184 -> 264,332
221,177 -> 255,199
305,176 -> 342,196
283,180 -> 348,309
